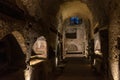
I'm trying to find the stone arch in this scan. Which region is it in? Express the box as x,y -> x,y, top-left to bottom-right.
0,31 -> 27,80
0,31 -> 27,76
12,31 -> 27,54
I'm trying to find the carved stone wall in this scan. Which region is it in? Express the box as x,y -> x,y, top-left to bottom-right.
109,3 -> 120,80
0,13 -> 43,53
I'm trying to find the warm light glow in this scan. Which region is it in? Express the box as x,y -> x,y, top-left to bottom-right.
95,50 -> 102,56
24,67 -> 32,80
110,60 -> 119,80
30,59 -> 44,66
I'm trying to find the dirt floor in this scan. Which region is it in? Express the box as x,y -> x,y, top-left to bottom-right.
55,58 -> 104,80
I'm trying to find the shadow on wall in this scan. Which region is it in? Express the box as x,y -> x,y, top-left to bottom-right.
0,32 -> 26,80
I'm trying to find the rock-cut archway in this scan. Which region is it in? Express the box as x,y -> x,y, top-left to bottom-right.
0,31 -> 26,80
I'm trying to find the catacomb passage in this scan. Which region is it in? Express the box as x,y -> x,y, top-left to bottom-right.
0,0 -> 120,80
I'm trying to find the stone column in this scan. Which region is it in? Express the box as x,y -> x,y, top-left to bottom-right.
109,7 -> 120,80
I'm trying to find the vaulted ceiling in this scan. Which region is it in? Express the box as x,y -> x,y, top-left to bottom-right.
0,0 -> 119,31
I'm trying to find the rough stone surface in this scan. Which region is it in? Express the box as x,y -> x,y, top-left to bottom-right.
109,2 -> 120,80
0,13 -> 42,52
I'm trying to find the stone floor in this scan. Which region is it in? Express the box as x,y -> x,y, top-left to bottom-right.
55,58 -> 104,80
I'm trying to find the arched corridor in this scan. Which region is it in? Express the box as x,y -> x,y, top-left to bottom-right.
0,0 -> 120,80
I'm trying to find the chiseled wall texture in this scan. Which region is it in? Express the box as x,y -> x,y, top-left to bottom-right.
109,2 -> 120,80
0,13 -> 42,53
0,13 -> 57,52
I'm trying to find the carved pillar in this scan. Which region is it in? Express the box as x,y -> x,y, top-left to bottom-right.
109,7 -> 120,80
